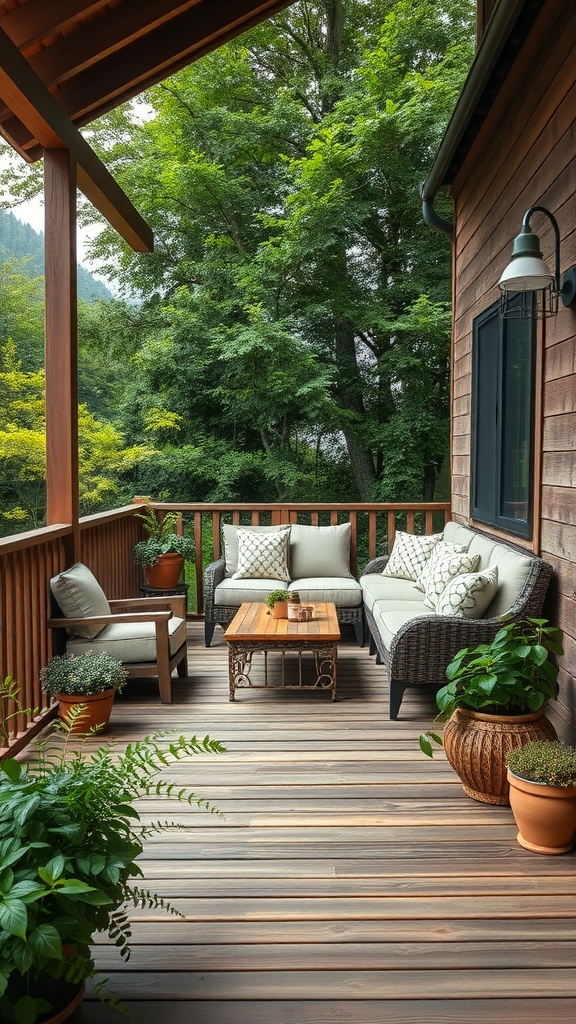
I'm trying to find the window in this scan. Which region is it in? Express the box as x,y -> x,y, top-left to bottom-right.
470,299 -> 536,539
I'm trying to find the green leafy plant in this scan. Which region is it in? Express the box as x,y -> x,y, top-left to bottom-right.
0,701 -> 224,1024
40,651 -> 128,697
507,739 -> 576,788
1,677 -> 38,749
420,618 -> 563,757
132,506 -> 194,568
265,589 -> 290,609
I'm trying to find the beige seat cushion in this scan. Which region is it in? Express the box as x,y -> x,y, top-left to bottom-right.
360,575 -> 422,614
50,562 -> 110,639
290,577 -> 362,607
66,615 -> 186,663
214,577 -> 287,607
371,601 -> 434,651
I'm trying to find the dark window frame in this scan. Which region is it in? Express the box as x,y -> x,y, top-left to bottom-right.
470,299 -> 536,539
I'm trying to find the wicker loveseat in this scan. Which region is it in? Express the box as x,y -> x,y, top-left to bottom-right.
204,522 -> 363,646
361,522 -> 553,720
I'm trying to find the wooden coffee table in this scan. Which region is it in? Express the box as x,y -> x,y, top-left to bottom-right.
224,602 -> 340,701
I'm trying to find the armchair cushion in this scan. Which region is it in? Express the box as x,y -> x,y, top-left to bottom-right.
67,615 -> 186,663
289,523 -> 353,579
50,562 -> 110,639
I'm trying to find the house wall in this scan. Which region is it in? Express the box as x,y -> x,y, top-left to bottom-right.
450,0 -> 576,734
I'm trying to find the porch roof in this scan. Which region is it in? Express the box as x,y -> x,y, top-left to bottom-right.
0,0 -> 296,162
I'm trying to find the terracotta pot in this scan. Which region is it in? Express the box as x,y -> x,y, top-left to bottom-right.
43,982 -> 85,1023
507,768 -> 576,854
442,707 -> 557,805
145,552 -> 184,588
8,976 -> 85,1023
55,689 -> 115,734
271,601 -> 288,619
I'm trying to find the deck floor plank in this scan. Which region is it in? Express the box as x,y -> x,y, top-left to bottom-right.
52,622 -> 576,1023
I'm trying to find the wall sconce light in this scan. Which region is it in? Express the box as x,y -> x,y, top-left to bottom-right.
498,205 -> 576,318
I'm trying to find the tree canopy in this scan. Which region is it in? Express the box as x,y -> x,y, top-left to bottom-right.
0,0 -> 476,530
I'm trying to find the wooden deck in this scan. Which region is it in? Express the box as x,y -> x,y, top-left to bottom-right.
69,621 -> 576,1023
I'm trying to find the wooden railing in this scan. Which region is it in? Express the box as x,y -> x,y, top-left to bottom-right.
0,500 -> 450,755
149,501 -> 452,615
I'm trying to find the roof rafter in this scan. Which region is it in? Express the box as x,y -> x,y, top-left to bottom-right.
0,25 -> 152,251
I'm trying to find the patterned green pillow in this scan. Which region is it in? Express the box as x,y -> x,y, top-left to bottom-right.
415,541 -> 468,592
423,550 -> 480,609
435,566 -> 499,618
232,528 -> 291,582
382,531 -> 442,581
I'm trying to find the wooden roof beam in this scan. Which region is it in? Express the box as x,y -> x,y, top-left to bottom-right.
16,0 -> 202,89
0,0 -> 112,51
21,0 -> 295,130
0,25 -> 152,252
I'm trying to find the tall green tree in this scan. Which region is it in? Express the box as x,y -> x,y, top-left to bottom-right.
2,1 -> 475,504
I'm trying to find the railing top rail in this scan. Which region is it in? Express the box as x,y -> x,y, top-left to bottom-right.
148,502 -> 452,513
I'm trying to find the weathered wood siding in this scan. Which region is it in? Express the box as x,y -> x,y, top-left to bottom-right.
450,0 -> 576,731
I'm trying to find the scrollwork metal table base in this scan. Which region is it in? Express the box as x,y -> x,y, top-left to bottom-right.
228,639 -> 337,701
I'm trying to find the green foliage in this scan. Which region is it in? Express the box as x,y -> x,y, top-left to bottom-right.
59,0 -> 475,505
132,506 -> 195,567
0,2 -> 477,512
0,700 -> 224,1023
419,618 -> 564,757
40,652 -> 128,698
507,739 -> 576,789
266,589 -> 290,608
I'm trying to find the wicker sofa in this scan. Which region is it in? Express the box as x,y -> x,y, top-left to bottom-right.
361,522 -> 553,720
204,521 -> 363,646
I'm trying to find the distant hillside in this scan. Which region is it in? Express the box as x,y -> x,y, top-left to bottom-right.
0,208 -> 113,302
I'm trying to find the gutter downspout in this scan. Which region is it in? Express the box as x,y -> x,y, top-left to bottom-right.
420,183 -> 453,240
420,0 -> 533,240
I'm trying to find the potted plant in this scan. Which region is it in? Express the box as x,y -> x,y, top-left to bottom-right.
132,505 -> 195,588
0,680 -> 224,1024
507,739 -> 576,854
40,651 -> 128,734
266,589 -> 290,619
419,617 -> 563,805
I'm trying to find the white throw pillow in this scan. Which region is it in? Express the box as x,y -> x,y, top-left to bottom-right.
232,528 -> 291,582
423,550 -> 480,609
415,541 -> 468,593
222,523 -> 286,575
436,566 -> 499,618
382,531 -> 442,581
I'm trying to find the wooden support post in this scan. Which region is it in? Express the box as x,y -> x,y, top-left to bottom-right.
44,148 -> 79,562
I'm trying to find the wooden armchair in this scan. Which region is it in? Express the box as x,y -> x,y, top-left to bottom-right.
48,563 -> 188,704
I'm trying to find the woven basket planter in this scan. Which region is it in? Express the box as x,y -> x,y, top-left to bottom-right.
442,707 -> 557,805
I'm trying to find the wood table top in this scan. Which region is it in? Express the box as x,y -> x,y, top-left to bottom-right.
224,602 -> 341,643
